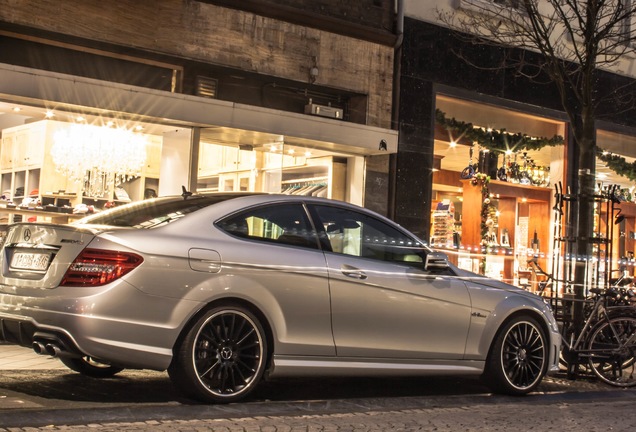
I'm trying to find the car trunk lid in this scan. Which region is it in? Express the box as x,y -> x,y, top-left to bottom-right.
0,222 -> 98,289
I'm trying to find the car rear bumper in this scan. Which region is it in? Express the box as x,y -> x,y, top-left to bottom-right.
0,281 -> 198,371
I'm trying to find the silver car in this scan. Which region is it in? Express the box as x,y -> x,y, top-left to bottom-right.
0,193 -> 560,402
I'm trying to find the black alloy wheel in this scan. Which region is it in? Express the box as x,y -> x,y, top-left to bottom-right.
169,304 -> 267,403
485,315 -> 548,395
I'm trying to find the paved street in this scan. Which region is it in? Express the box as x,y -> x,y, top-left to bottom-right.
1,343 -> 635,431
1,397 -> 629,432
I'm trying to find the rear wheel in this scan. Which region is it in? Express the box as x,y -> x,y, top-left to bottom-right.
168,304 -> 267,403
484,315 -> 548,395
60,356 -> 124,378
587,316 -> 636,387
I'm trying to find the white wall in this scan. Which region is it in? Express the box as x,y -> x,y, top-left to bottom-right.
159,128 -> 194,196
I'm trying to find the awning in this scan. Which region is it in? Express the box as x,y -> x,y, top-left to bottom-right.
0,63 -> 397,156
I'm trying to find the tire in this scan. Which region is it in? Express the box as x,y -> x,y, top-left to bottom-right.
586,315 -> 636,387
168,304 -> 267,403
484,315 -> 548,395
60,356 -> 124,378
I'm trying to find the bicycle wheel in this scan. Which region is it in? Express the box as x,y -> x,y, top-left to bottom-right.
586,316 -> 636,387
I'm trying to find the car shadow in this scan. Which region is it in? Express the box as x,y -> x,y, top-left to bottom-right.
0,368 -> 587,407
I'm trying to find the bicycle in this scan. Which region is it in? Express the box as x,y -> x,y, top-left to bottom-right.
561,286 -> 636,387
527,259 -> 636,387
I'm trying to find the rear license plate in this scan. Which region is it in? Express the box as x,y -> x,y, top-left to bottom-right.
11,252 -> 52,271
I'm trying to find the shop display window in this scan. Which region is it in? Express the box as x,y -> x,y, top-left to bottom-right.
196,141 -> 351,201
432,95 -> 564,287
432,95 -> 636,289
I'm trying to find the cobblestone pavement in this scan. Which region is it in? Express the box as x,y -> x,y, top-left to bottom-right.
1,395 -> 635,431
1,344 -> 635,431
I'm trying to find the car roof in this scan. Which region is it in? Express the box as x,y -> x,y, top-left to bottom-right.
74,192 -> 362,229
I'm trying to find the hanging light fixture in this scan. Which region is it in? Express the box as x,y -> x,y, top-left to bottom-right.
51,123 -> 148,198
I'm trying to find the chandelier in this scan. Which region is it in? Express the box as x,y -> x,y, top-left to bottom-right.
52,124 -> 148,198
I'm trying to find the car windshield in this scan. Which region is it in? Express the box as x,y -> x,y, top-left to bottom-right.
74,194 -> 246,228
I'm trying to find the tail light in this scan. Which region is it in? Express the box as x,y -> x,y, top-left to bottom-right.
60,249 -> 143,287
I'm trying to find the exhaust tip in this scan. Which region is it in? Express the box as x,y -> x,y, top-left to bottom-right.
45,343 -> 61,358
32,341 -> 46,355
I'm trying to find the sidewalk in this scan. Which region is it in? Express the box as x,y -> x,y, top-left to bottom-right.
0,343 -> 65,370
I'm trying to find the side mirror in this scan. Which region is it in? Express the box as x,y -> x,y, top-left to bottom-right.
425,251 -> 449,271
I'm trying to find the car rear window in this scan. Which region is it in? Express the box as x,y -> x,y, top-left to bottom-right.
75,194 -> 243,228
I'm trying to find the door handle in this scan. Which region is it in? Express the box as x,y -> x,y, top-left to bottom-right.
341,265 -> 367,280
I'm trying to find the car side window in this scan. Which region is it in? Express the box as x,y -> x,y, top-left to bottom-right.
216,203 -> 320,250
312,205 -> 427,264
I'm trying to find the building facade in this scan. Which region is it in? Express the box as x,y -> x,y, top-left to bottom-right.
396,0 -> 636,287
0,0 -> 398,222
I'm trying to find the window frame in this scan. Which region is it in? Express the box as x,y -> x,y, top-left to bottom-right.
215,202 -> 321,250
307,203 -> 431,266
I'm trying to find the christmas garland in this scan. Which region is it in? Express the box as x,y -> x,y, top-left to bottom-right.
597,151 -> 636,183
436,109 -> 636,184
435,109 -> 564,153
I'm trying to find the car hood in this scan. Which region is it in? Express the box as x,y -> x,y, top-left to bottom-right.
450,264 -> 537,297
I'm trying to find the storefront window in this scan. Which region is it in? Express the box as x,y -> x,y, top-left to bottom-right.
432,95 -> 566,289
431,95 -> 636,293
196,132 -> 363,203
0,113 -> 166,225
596,129 -> 636,278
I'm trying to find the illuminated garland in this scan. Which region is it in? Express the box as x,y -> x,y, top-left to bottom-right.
435,109 -> 564,152
436,109 -> 636,183
598,152 -> 636,183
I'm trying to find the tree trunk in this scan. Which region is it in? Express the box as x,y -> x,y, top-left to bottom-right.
572,142 -> 596,333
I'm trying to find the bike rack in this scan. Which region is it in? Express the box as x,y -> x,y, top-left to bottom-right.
543,182 -> 631,379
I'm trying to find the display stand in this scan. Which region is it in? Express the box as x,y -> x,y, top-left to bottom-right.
430,200 -> 455,248
460,179 -> 551,284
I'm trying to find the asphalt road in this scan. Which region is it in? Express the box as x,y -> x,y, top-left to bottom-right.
1,368 -> 635,431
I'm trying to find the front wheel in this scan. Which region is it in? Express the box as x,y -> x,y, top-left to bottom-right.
587,316 -> 636,387
60,356 -> 124,378
484,315 -> 548,395
168,304 -> 268,403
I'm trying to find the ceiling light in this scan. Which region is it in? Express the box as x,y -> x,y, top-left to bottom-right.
45,110 -> 55,118
52,124 -> 147,198
12,107 -> 21,112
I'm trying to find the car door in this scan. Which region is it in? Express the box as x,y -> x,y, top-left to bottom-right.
310,203 -> 472,360
216,202 -> 335,356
